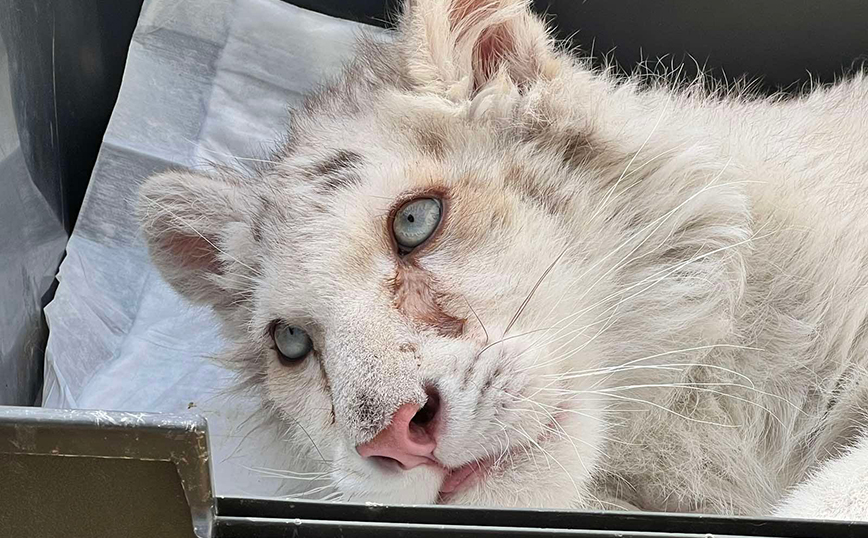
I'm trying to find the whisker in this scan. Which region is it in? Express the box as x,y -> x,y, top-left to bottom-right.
589,93 -> 672,223
464,296 -> 490,345
533,171 -> 749,348
596,392 -> 741,428
280,416 -> 329,463
540,345 -> 763,385
503,247 -> 569,337
193,139 -> 281,165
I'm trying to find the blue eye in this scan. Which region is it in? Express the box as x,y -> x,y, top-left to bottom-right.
393,198 -> 442,251
272,324 -> 313,363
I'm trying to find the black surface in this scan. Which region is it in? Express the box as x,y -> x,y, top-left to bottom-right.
0,0 -> 143,232
289,0 -> 868,93
541,0 -> 868,92
288,0 -> 400,26
216,497 -> 868,538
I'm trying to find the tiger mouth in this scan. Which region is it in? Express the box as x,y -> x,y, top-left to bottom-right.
437,458 -> 492,501
436,411 -> 567,502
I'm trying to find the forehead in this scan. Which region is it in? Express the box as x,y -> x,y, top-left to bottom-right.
265,152 -> 513,257
292,82 -> 509,167
271,87 -> 514,220
247,81 -> 561,307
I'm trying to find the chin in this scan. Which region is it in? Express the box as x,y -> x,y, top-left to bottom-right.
338,462 -> 444,505
442,407 -> 603,509
335,453 -> 590,508
438,448 -> 594,509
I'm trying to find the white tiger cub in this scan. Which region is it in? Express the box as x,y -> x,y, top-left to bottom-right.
137,0 -> 868,520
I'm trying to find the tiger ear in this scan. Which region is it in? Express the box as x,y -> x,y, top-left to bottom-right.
137,169 -> 256,306
399,0 -> 561,97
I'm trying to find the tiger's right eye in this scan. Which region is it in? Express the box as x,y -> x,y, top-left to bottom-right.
272,323 -> 313,364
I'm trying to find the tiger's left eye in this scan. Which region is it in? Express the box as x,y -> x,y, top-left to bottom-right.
393,198 -> 442,251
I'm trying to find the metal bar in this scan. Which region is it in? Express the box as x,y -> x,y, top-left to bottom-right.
216,497 -> 868,538
215,516 -> 751,538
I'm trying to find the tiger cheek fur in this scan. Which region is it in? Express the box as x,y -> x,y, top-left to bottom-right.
137,0 -> 868,517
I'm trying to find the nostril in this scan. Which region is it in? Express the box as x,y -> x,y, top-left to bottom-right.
355,399 -> 439,470
412,386 -> 441,427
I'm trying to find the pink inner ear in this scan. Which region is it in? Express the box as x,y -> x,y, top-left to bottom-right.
161,231 -> 223,274
448,0 -> 517,91
474,24 -> 513,90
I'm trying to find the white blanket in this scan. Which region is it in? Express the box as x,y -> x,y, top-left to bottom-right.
43,0 -> 385,498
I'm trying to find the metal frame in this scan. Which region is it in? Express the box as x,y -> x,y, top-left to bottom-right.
3,406 -> 868,538
0,406 -> 216,538
214,497 -> 868,538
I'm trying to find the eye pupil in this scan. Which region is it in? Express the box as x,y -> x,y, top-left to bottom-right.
407,214 -> 415,223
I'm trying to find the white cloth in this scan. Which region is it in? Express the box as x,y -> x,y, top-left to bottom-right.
43,0 -> 385,497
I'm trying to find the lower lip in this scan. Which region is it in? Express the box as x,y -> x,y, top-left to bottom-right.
438,459 -> 492,501
436,412 -> 567,501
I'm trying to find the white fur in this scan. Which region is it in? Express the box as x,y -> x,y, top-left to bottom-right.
776,434 -> 868,521
137,0 -> 868,519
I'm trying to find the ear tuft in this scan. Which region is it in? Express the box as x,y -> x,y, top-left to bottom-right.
137,169 -> 254,305
400,0 -> 560,98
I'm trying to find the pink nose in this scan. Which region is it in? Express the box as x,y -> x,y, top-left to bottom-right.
356,399 -> 439,470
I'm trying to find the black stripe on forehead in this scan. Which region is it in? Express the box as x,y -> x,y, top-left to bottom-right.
311,150 -> 364,193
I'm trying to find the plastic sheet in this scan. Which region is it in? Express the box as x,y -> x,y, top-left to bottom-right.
43,0 -> 385,497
